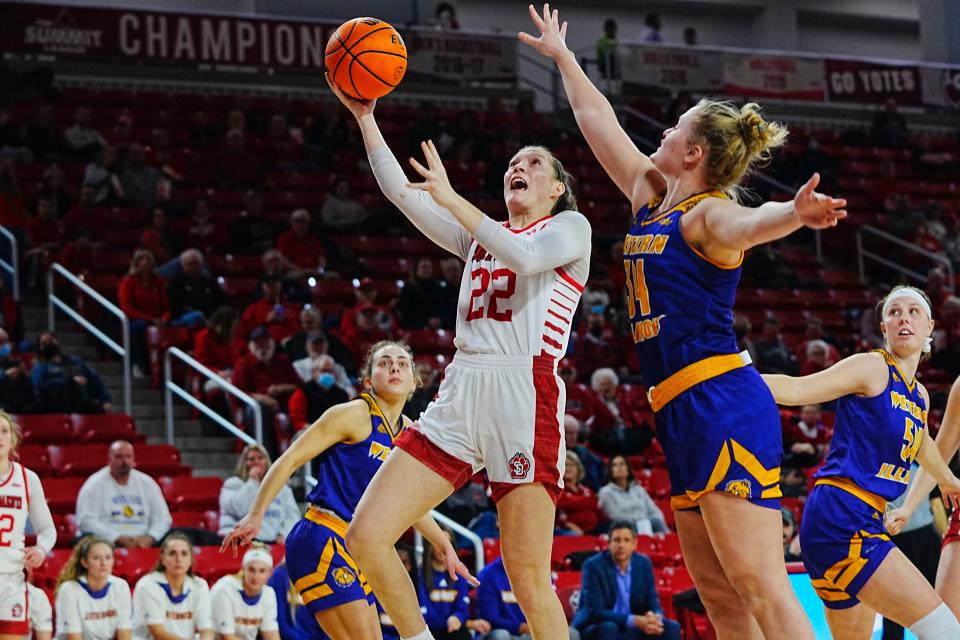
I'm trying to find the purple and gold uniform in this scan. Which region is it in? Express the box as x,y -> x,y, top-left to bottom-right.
624,191 -> 782,511
801,350 -> 926,609
286,393 -> 405,614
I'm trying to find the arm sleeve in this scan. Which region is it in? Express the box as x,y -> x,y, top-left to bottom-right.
116,579 -> 133,630
368,147 -> 472,261
471,211 -> 592,276
75,475 -> 118,542
143,476 -> 172,542
210,585 -> 236,635
260,587 -> 279,632
26,470 -> 56,554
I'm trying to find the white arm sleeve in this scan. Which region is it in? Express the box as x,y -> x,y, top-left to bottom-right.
260,586 -> 279,632
143,476 -> 172,542
368,147 -> 472,261
26,470 -> 56,554
210,583 -> 236,635
472,211 -> 592,277
116,578 -> 133,630
75,474 -> 118,542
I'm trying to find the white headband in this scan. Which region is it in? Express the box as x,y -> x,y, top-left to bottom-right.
242,548 -> 273,569
882,287 -> 933,353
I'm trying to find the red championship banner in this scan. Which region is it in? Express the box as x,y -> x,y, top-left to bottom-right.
621,45 -> 723,92
0,2 -> 331,71
825,59 -> 922,105
921,66 -> 960,109
722,53 -> 825,100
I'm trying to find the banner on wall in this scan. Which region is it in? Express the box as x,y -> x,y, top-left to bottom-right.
620,46 -> 723,92
920,66 -> 960,109
404,28 -> 518,82
721,53 -> 825,101
825,59 -> 922,105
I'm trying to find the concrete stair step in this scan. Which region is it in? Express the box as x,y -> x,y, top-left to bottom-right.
189,467 -> 233,479
175,436 -> 234,452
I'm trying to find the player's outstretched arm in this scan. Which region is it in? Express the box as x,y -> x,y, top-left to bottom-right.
220,400 -> 368,554
519,3 -> 661,211
916,413 -> 960,514
412,514 -> 480,587
696,173 -> 847,253
761,352 -> 886,407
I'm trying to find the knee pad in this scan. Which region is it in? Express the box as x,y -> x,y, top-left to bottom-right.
908,603 -> 960,640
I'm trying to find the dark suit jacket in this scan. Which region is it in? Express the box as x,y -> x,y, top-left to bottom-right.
573,551 -> 663,630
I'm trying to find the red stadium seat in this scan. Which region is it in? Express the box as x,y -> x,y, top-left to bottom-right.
53,514 -> 78,547
135,444 -> 188,477
43,477 -> 86,514
193,545 -> 242,583
159,476 -> 223,511
170,510 -> 208,529
114,547 -> 161,585
17,445 -> 53,477
658,533 -> 684,566
554,570 -> 582,591
70,413 -> 141,444
557,584 -> 581,622
33,548 -> 74,590
483,538 -> 501,564
636,468 -> 671,499
17,414 -> 73,445
47,444 -> 109,477
404,329 -> 455,356
551,535 -> 605,571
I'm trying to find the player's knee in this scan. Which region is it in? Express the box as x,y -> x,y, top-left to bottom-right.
503,564 -> 554,611
723,569 -> 783,612
344,521 -> 377,559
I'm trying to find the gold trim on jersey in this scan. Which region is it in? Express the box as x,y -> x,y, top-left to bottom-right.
360,392 -> 403,442
638,189 -> 725,227
648,352 -> 751,412
810,529 -> 890,602
669,438 -> 781,510
815,477 -> 886,513
873,349 -> 917,393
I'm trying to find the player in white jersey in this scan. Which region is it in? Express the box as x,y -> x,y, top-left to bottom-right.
54,535 -> 132,640
131,533 -> 213,640
328,80 -> 591,640
0,412 -> 55,639
25,582 -> 52,640
210,545 -> 279,640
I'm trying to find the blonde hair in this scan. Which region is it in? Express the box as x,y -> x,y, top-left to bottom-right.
153,532 -> 196,577
566,450 -> 585,484
689,99 -> 788,202
235,443 -> 271,481
56,536 -> 113,595
234,541 -> 270,582
128,249 -> 156,275
1,411 -> 22,459
877,285 -> 934,362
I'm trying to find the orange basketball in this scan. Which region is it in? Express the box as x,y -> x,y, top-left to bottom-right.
325,17 -> 407,100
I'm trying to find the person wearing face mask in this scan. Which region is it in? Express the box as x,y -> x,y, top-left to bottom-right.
231,326 -> 300,459
0,328 -> 33,413
283,306 -> 355,376
218,444 -> 300,544
288,355 -> 350,431
32,330 -> 112,414
291,334 -> 355,395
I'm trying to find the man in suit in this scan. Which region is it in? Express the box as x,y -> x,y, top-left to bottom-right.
573,521 -> 680,640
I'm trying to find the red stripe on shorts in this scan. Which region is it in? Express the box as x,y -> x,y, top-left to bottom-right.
531,354 -> 562,492
395,427 -> 473,490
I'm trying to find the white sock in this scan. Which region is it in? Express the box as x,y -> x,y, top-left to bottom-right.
401,629 -> 435,640
909,603 -> 960,640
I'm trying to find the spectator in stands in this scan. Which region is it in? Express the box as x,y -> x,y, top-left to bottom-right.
0,327 -> 34,413
406,356 -> 440,419
794,316 -> 840,358
25,193 -> 63,287
565,414 -> 605,491
439,258 -> 462,328
265,113 -> 307,170
743,243 -> 796,289
639,12 -> 663,42
148,127 -> 186,186
275,208 -> 325,271
397,258 -> 447,329
39,164 -> 74,218
118,249 -> 170,377
589,368 -> 652,455
216,127 -> 262,189
57,230 -> 99,277
782,509 -> 801,562
596,18 -> 620,80
783,403 -> 829,470
438,479 -> 491,529
785,136 -> 836,190
139,207 -> 179,265
257,247 -> 311,304
291,335 -> 353,390
573,520 -> 680,640
732,314 -> 756,363
131,533 -> 214,639
229,191 -> 275,256
341,276 -> 397,334
871,98 -> 909,148
211,544 -> 281,640
288,354 -> 351,429
62,106 -> 107,162
75,440 -> 173,548
799,339 -> 835,376
683,26 -> 698,45
574,307 -> 623,378
0,107 -> 32,163
167,249 -> 228,326
267,559 -> 325,640
562,359 -> 602,425
932,295 -> 960,375
120,142 -> 162,208
0,159 -> 29,246
25,104 -> 58,161
62,184 -> 106,243
753,316 -> 796,374
925,203 -> 948,242
557,451 -> 605,535
598,456 -> 667,536
0,275 -> 23,344
380,544 -> 422,639
218,443 -> 299,543
342,302 -> 393,364
282,306 -> 348,366
926,266 -> 951,310
33,330 -> 112,414
194,306 -> 243,377
420,529 -> 477,640
231,325 -> 300,457
54,535 -> 133,639
943,216 -> 960,267
237,276 -> 302,343
320,177 -> 370,230
433,2 -> 460,29
860,283 -> 888,348
186,197 -> 223,255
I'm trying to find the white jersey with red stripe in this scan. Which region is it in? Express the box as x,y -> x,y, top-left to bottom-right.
454,215 -> 588,359
0,462 -> 30,574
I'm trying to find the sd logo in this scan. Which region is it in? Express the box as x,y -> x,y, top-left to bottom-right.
508,452 -> 531,480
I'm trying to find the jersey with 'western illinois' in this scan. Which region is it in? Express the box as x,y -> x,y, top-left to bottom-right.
306,393 -> 404,521
624,190 -> 740,385
816,350 -> 927,501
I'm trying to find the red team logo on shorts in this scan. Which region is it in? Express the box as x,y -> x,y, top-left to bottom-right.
508,452 -> 531,479
11,604 -> 22,619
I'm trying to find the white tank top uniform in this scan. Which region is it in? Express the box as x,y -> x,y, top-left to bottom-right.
55,575 -> 132,640
132,572 -> 212,640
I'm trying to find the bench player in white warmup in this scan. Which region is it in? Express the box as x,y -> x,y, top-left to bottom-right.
0,411 -> 55,640
328,76 -> 592,640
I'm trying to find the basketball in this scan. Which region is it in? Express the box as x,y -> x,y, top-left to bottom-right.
325,17 -> 407,100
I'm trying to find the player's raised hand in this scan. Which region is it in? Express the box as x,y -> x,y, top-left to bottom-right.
793,173 -> 847,229
438,536 -> 480,587
219,511 -> 264,556
325,72 -> 376,119
408,140 -> 460,210
518,3 -> 571,60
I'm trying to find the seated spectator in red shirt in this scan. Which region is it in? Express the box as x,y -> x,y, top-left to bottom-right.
140,208 -> 179,266
194,306 -> 245,376
236,276 -> 302,343
341,303 -> 392,363
572,306 -> 623,380
792,316 -> 840,365
118,249 -> 170,377
340,278 -> 397,338
588,367 -> 653,456
783,403 -> 830,470
275,209 -> 325,271
799,339 -> 836,376
560,359 -> 605,426
556,450 -> 604,535
288,355 -> 350,431
231,326 -> 299,458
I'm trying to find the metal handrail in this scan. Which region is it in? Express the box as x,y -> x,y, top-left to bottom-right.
0,226 -> 19,300
163,347 -> 263,446
47,263 -> 130,414
857,225 -> 955,290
